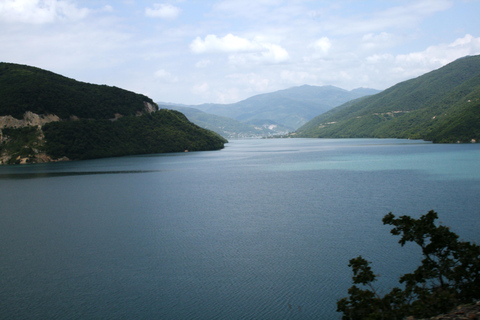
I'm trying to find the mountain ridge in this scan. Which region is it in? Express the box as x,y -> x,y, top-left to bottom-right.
165,85 -> 379,138
294,55 -> 480,143
193,85 -> 380,129
161,105 -> 289,139
0,62 -> 226,164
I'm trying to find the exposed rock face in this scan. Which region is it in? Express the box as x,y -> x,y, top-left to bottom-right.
0,111 -> 62,164
144,101 -> 157,113
0,151 -> 69,165
136,102 -> 158,116
1,105 -> 157,164
0,111 -> 60,129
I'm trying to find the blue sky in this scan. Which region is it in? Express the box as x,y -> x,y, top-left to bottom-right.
1,0 -> 480,104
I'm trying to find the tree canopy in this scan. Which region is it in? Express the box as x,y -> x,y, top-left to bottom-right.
43,109 -> 227,160
337,211 -> 480,320
0,62 -> 156,119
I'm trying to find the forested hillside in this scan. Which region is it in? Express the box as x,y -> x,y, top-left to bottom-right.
0,63 -> 226,164
167,105 -> 291,139
0,62 -> 156,119
43,110 -> 226,160
183,85 -> 379,131
295,55 -> 480,143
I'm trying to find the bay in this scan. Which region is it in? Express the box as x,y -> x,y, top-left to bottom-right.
0,138 -> 479,319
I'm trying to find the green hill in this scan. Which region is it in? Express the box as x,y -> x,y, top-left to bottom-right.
295,55 -> 480,143
43,110 -> 226,160
0,63 -> 227,164
188,85 -> 379,130
164,105 -> 291,139
0,63 -> 157,119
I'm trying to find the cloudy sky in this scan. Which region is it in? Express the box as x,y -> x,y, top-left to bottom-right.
1,0 -> 480,104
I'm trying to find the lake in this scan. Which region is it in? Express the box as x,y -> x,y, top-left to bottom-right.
1,138 -> 479,319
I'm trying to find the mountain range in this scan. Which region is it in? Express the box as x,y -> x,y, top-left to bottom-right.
294,55 -> 480,143
165,85 -> 379,138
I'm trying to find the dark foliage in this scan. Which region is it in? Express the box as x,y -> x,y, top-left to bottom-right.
337,211 -> 480,320
43,109 -> 227,160
0,63 -> 226,162
0,126 -> 44,164
0,62 -> 156,119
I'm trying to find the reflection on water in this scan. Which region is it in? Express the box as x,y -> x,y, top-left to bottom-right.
0,139 -> 479,320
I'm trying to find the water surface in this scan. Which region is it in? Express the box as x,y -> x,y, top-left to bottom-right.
1,139 -> 479,319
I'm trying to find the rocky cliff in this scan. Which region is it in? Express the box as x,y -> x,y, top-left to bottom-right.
0,112 -> 58,164
0,111 -> 60,129
0,103 -> 159,165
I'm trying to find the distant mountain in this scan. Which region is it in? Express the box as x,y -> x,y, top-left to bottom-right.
295,55 -> 480,143
165,85 -> 379,137
0,63 -> 226,164
195,85 -> 379,130
164,105 -> 291,139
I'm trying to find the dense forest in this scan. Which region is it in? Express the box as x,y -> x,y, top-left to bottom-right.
0,62 -> 157,119
0,63 -> 227,164
294,55 -> 480,143
43,110 -> 227,160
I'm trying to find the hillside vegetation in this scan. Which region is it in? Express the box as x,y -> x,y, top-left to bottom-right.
0,63 -> 226,164
172,85 -> 379,134
43,110 -> 226,160
295,55 -> 480,143
166,105 -> 291,139
0,63 -> 156,119
338,211 -> 480,320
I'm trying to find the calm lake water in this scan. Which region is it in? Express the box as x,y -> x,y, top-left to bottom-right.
1,138 -> 479,319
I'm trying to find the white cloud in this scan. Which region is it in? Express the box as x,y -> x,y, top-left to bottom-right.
395,34 -> 480,70
366,53 -> 394,64
195,59 -> 211,68
449,34 -> 478,48
310,37 -> 332,54
325,0 -> 453,35
190,34 -> 259,53
186,33 -> 480,103
227,72 -> 271,92
190,33 -> 289,64
0,16 -> 134,77
1,0 -> 478,105
154,69 -> 178,82
357,34 -> 480,88
0,0 -> 89,24
361,32 -> 395,51
213,0 -> 285,18
193,82 -> 209,95
251,43 -> 289,64
280,70 -> 318,83
102,5 -> 114,13
145,3 -> 181,19
280,33 -> 480,96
